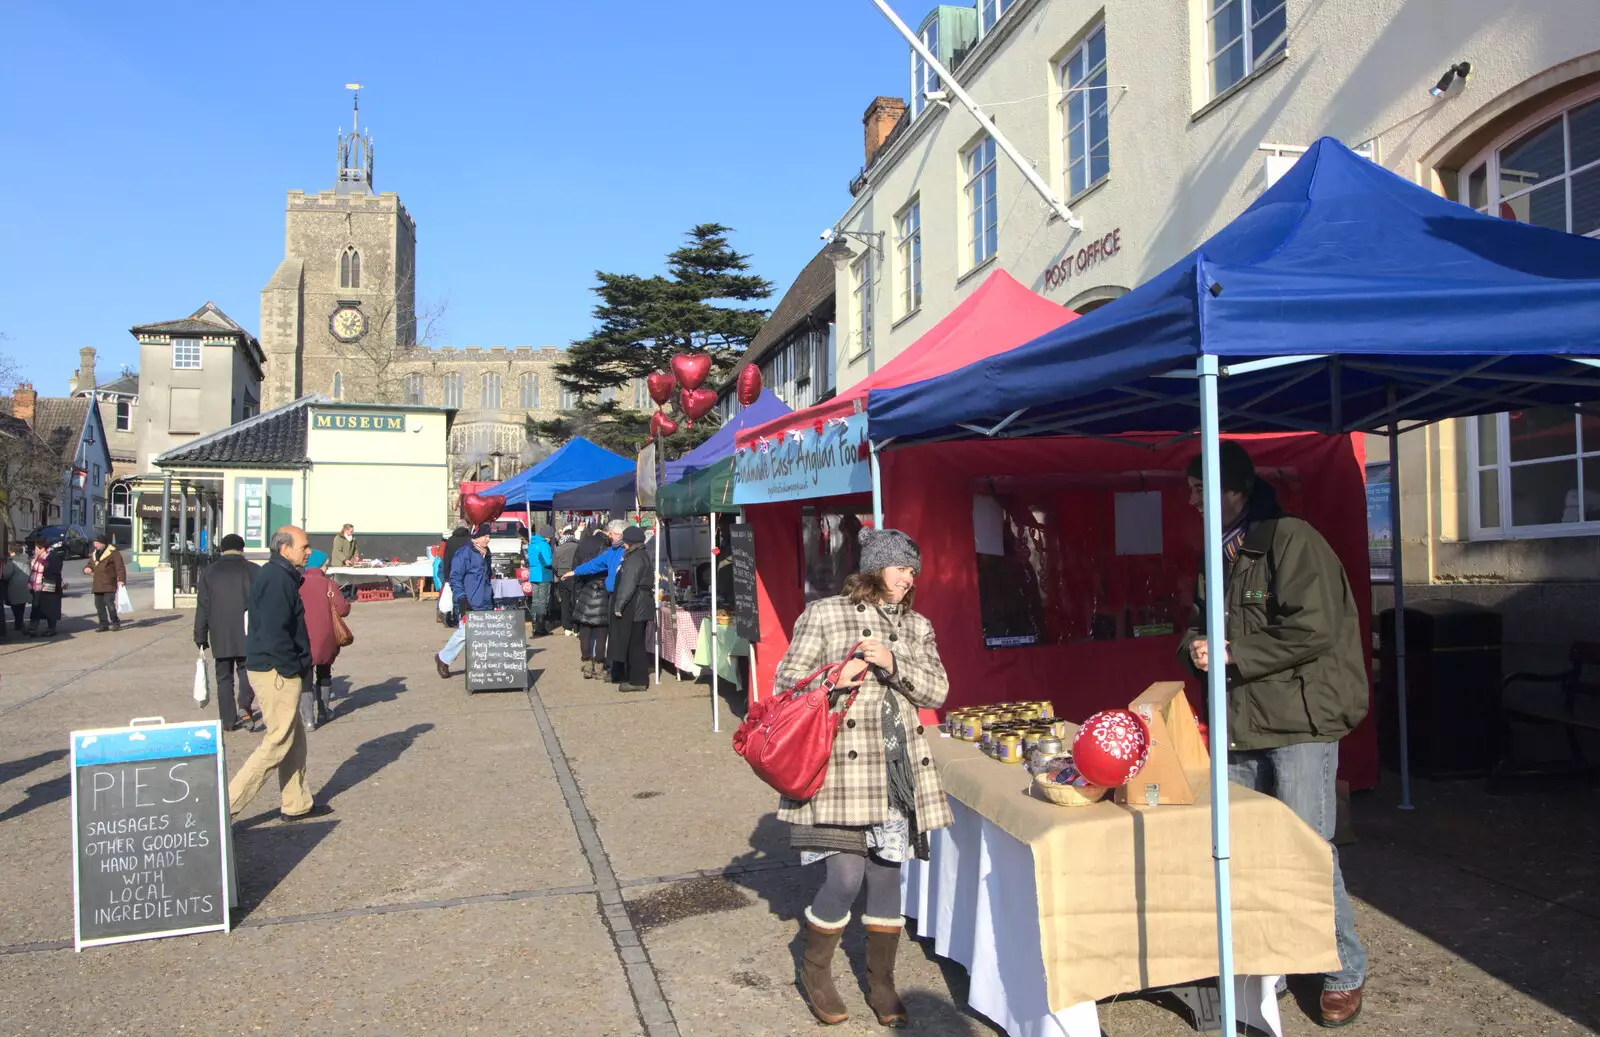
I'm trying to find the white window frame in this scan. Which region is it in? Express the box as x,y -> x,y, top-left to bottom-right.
1059,22 -> 1110,199
963,136 -> 999,269
849,252 -> 874,361
894,199 -> 922,317
115,399 -> 132,432
1457,87 -> 1600,238
979,0 -> 1012,36
1467,407 -> 1600,539
910,18 -> 940,118
171,338 -> 201,370
1206,0 -> 1287,99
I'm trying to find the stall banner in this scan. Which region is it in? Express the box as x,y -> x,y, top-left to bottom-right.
733,411 -> 871,505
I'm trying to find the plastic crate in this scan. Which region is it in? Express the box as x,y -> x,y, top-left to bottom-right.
355,584 -> 394,602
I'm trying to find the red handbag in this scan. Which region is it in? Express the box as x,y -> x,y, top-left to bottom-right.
732,643 -> 864,801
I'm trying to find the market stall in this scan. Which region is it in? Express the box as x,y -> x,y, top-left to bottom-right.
663,388 -> 790,485
326,560 -> 435,601
485,437 -> 633,507
550,471 -> 639,517
864,138 -> 1600,1034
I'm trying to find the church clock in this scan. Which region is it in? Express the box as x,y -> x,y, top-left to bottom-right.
330,305 -> 366,342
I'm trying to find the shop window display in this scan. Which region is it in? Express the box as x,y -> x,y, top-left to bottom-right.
800,507 -> 873,604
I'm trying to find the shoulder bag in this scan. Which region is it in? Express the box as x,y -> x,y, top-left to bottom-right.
328,586 -> 355,647
732,641 -> 863,801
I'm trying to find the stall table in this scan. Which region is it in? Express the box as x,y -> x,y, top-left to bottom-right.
650,603 -> 708,676
902,735 -> 1339,1037
328,561 -> 434,602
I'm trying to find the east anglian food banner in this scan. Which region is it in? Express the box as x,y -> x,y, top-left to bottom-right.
732,411 -> 871,504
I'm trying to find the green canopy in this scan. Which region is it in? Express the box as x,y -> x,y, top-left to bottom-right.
658,456 -> 737,518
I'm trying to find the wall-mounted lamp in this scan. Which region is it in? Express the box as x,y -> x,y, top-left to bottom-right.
1429,61 -> 1471,98
821,229 -> 887,271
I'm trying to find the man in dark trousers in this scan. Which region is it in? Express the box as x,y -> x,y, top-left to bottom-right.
229,525 -> 323,821
435,525 -> 493,678
196,533 -> 261,732
1179,441 -> 1368,1028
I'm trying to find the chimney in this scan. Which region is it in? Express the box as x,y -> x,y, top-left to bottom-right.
13,382 -> 36,425
863,96 -> 908,168
78,347 -> 97,392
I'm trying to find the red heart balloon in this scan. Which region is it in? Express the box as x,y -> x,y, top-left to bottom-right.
646,370 -> 676,406
671,352 -> 713,392
460,493 -> 506,526
680,387 -> 717,425
649,410 -> 679,437
736,364 -> 763,406
1071,709 -> 1151,788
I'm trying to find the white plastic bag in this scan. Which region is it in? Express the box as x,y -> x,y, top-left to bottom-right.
115,584 -> 133,616
437,582 -> 454,615
193,650 -> 211,707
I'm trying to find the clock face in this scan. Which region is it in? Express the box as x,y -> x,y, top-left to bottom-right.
331,307 -> 366,342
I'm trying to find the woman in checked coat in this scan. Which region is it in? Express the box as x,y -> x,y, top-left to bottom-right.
773,527 -> 951,1028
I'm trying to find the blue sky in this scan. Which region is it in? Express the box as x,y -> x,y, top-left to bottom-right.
0,0 -> 927,392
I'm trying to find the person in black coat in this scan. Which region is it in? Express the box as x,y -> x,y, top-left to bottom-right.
196,533 -> 262,732
607,526 -> 654,691
439,526 -> 471,627
26,540 -> 66,637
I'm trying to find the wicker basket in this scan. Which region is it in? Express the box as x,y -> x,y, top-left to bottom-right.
1032,772 -> 1108,807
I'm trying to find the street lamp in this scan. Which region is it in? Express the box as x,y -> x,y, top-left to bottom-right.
823,229 -> 886,272
489,450 -> 505,481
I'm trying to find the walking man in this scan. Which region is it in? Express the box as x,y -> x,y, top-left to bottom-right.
1179,441 -> 1368,1027
435,525 -> 493,678
85,532 -> 127,632
196,533 -> 261,732
229,525 -> 325,821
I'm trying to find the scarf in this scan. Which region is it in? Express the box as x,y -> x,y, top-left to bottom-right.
29,553 -> 45,592
872,602 -> 927,860
1221,513 -> 1250,567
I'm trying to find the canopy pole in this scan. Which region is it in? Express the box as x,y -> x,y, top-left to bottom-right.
741,505 -> 757,706
1197,354 -> 1238,1036
709,508 -> 720,733
1388,386 -> 1415,811
654,513 -> 663,687
870,441 -> 885,530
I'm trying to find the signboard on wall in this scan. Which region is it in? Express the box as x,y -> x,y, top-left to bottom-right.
732,411 -> 871,505
312,412 -> 406,432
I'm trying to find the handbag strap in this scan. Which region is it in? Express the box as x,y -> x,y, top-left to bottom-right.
784,641 -> 865,715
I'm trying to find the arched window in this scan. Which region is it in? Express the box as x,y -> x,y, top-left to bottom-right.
481,372 -> 502,409
339,246 -> 361,289
332,371 -> 343,400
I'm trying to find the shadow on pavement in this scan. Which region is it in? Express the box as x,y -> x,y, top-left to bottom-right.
318,722 -> 435,803
0,748 -> 67,787
0,772 -> 70,823
232,818 -> 339,921
330,676 -> 407,719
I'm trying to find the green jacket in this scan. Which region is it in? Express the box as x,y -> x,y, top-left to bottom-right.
1179,503 -> 1368,751
329,535 -> 358,568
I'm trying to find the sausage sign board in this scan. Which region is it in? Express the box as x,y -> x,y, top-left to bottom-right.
70,718 -> 234,949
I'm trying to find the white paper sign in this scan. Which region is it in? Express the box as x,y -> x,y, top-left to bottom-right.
1114,491 -> 1163,556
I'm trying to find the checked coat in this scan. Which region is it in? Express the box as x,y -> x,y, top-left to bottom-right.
774,595 -> 954,833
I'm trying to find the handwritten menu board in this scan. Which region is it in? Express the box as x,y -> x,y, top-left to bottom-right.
729,523 -> 760,643
71,720 -> 232,949
465,609 -> 528,693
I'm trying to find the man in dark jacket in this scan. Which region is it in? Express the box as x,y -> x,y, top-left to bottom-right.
196,533 -> 261,732
229,525 -> 321,820
1179,442 -> 1368,1027
552,526 -> 580,636
608,526 -> 654,691
435,525 -> 493,678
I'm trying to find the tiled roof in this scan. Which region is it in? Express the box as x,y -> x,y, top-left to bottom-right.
31,398 -> 93,463
155,394 -> 326,469
132,301 -> 265,363
739,248 -> 836,371
0,412 -> 37,441
96,372 -> 140,396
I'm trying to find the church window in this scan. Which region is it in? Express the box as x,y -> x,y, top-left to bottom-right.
442,372 -> 463,409
520,373 -> 538,410
339,246 -> 361,289
172,338 -> 201,369
481,372 -> 502,409
405,373 -> 424,405
559,386 -> 576,410
332,371 -> 344,400
634,379 -> 648,410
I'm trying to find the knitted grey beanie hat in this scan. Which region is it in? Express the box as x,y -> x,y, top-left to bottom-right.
858,527 -> 921,575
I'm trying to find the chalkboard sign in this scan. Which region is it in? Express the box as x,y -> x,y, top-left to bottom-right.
730,523 -> 760,643
464,609 -> 528,693
70,719 -> 232,950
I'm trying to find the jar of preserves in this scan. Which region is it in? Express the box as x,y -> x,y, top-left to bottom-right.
996,734 -> 1025,764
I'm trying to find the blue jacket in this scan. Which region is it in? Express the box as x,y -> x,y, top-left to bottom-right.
571,545 -> 625,592
449,544 -> 494,612
526,536 -> 554,583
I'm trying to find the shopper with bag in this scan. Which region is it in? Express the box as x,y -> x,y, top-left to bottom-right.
26,539 -> 65,637
564,523 -> 625,680
84,533 -> 127,632
767,528 -> 950,1028
196,534 -> 261,732
298,549 -> 353,728
434,525 -> 493,679
2,543 -> 31,639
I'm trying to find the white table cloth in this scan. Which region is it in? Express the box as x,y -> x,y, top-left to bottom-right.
902,798 -> 1283,1037
327,561 -> 434,580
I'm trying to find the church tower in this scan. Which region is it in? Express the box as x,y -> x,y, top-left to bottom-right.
260,87 -> 417,409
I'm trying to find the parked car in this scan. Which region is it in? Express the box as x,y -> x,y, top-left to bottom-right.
25,524 -> 93,558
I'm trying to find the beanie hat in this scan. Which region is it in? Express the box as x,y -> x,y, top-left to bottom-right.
470,524 -> 493,538
539,524 -> 557,540
1184,440 -> 1256,496
306,549 -> 329,569
622,525 -> 646,545
219,533 -> 246,552
858,527 -> 921,575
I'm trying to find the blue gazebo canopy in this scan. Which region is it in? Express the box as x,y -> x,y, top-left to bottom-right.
664,388 -> 792,484
869,137 -> 1600,444
551,470 -> 639,514
485,437 -> 633,507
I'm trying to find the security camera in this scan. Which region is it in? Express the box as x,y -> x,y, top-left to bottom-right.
925,89 -> 949,102
820,228 -> 836,242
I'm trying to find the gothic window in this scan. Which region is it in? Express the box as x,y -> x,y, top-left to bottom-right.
442,372 -> 463,409
339,246 -> 361,289
520,372 -> 538,410
405,373 -> 424,405
331,371 -> 344,400
481,372 -> 502,409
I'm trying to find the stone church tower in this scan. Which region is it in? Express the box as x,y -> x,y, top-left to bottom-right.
260,90 -> 416,411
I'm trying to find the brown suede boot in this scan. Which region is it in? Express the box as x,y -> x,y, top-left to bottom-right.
800,910 -> 850,1025
863,917 -> 908,1028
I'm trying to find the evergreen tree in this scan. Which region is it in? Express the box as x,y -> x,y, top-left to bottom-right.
534,224 -> 772,453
